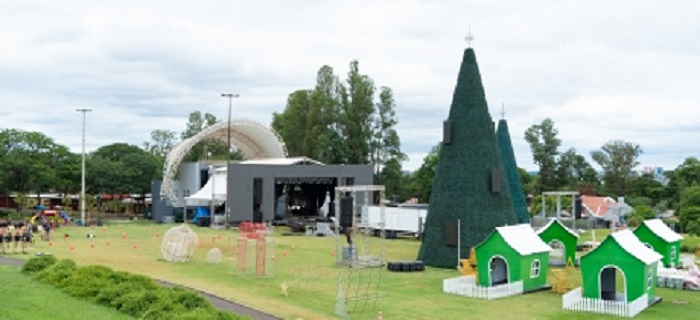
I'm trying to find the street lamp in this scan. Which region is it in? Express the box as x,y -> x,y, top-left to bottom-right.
76,108 -> 92,226
221,93 -> 239,229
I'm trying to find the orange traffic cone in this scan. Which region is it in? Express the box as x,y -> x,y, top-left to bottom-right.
282,250 -> 287,257
106,238 -> 111,246
133,243 -> 138,250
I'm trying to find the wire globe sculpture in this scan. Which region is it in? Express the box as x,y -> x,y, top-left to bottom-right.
161,224 -> 198,263
206,247 -> 223,264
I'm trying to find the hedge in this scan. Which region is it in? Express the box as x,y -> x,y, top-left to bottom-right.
24,257 -> 248,320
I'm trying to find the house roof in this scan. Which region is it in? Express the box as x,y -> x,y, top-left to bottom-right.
537,218 -> 579,238
641,219 -> 683,242
581,196 -> 616,218
496,224 -> 552,255
610,229 -> 663,265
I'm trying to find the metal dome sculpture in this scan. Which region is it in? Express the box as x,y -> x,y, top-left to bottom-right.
160,118 -> 288,206
161,224 -> 199,263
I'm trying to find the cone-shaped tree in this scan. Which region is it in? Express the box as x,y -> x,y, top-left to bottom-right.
418,48 -> 517,268
497,119 -> 531,224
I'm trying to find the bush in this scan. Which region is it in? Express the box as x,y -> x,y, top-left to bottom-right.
36,259 -> 77,287
28,259 -> 248,319
681,244 -> 697,253
21,255 -> 57,274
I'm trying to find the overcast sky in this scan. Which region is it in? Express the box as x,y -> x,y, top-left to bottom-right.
2,1 -> 698,172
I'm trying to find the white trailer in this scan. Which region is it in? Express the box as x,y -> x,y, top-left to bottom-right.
361,205 -> 428,238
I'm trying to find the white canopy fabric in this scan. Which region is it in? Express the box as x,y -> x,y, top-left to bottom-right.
184,168 -> 227,207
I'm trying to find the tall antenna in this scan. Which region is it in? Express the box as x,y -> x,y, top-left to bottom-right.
500,103 -> 505,120
465,25 -> 474,48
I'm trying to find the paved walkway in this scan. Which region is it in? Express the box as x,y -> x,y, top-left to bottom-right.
0,256 -> 281,320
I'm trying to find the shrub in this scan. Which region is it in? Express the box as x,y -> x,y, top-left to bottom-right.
681,244 -> 697,253
170,286 -> 213,310
21,255 -> 57,274
36,259 -> 77,287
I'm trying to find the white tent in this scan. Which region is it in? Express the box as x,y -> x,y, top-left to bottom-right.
184,167 -> 227,207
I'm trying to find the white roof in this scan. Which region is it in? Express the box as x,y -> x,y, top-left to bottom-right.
240,157 -> 323,166
642,219 -> 683,242
611,229 -> 663,265
536,218 -> 579,238
496,224 -> 552,255
184,169 -> 227,206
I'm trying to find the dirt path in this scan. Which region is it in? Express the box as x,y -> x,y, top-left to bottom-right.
0,256 -> 281,320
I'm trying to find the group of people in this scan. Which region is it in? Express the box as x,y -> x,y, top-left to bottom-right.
0,220 -> 33,254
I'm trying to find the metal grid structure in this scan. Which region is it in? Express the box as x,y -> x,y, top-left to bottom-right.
160,118 -> 288,207
334,185 -> 386,268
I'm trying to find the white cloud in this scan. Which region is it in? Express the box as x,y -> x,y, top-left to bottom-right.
1,1 -> 698,173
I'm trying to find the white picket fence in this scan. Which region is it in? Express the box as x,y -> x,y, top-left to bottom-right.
443,275 -> 523,300
562,287 -> 649,317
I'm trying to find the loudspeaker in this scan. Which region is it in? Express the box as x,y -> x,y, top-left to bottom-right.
491,168 -> 501,193
444,220 -> 458,246
340,196 -> 354,228
443,120 -> 451,144
574,195 -> 582,219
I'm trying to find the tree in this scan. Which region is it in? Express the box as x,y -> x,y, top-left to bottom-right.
410,143 -> 441,203
272,90 -> 311,157
0,128 -> 70,198
342,60 -> 375,164
143,129 -> 178,159
272,62 -> 403,167
418,48 -> 516,268
88,143 -> 161,196
181,111 -> 219,162
591,140 -> 642,196
370,87 -> 406,175
524,118 -> 561,193
497,119 -> 530,223
554,148 -> 599,189
679,186 -> 700,232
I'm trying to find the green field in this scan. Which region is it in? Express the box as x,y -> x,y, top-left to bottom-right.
4,222 -> 700,320
0,264 -> 133,320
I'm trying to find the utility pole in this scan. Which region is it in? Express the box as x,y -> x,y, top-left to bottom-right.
221,93 -> 239,229
76,108 -> 92,226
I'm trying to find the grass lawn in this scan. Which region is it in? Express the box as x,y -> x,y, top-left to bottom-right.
7,222 -> 700,320
0,265 -> 133,320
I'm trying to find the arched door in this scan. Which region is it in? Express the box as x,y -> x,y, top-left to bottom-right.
599,265 -> 626,301
490,256 -> 508,286
548,240 -> 565,265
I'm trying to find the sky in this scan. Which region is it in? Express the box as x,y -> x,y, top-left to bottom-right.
1,1 -> 699,172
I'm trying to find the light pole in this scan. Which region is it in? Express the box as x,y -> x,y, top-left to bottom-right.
76,108 -> 92,226
221,93 -> 239,229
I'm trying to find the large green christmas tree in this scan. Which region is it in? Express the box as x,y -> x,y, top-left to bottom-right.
497,119 -> 531,224
418,48 -> 517,268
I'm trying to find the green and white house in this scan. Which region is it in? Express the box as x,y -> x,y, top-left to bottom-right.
443,224 -> 551,299
536,218 -> 579,266
475,224 -> 551,292
633,219 -> 683,268
563,229 -> 662,317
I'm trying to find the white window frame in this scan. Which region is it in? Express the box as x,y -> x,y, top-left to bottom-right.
646,268 -> 653,290
530,259 -> 541,278
670,246 -> 677,262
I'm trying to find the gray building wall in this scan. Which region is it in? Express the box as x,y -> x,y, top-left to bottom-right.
227,164 -> 373,222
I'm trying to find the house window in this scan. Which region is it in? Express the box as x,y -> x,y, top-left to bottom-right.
530,259 -> 541,278
670,246 -> 677,262
647,268 -> 653,290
